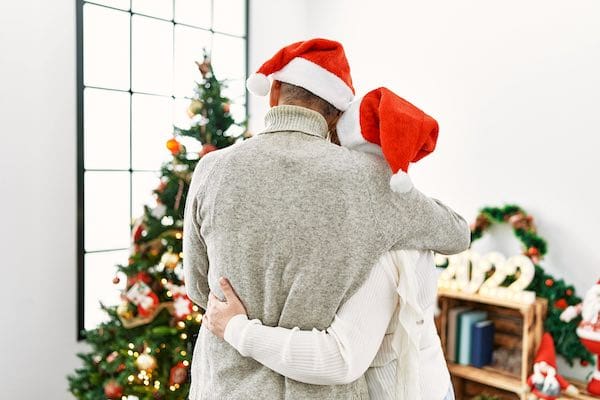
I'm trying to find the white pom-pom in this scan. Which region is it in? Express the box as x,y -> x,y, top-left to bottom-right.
390,170 -> 413,193
246,73 -> 270,96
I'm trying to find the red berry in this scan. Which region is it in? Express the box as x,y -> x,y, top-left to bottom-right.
545,278 -> 554,287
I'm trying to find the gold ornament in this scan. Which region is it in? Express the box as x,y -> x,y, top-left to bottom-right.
160,251 -> 180,270
187,99 -> 203,117
135,353 -> 157,372
117,302 -> 133,320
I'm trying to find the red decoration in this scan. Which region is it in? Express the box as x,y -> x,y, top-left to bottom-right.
103,379 -> 123,399
222,103 -> 231,113
166,138 -> 181,155
566,289 -> 573,296
112,276 -> 120,285
581,359 -> 589,367
545,278 -> 554,287
199,144 -> 218,157
554,299 -> 568,310
169,361 -> 188,385
127,272 -> 152,287
132,219 -> 145,243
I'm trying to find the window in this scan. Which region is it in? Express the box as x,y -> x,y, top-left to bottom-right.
76,0 -> 248,338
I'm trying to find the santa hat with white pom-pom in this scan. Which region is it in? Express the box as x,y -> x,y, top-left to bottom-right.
246,38 -> 355,111
336,87 -> 439,193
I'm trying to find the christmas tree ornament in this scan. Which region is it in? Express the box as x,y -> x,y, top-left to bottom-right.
106,350 -> 119,363
126,281 -> 159,318
131,217 -> 145,243
135,353 -> 157,372
222,103 -> 230,113
199,143 -> 218,157
187,99 -> 203,117
112,275 -> 120,284
160,251 -> 180,270
117,301 -> 133,320
526,333 -> 578,399
166,138 -> 181,155
103,379 -> 123,399
169,361 -> 188,385
560,279 -> 600,395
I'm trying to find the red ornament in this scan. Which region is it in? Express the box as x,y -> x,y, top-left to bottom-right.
554,298 -> 568,310
199,144 -> 218,157
566,289 -> 573,296
581,359 -> 589,367
137,291 -> 159,318
527,247 -> 540,256
169,361 -> 188,385
545,278 -> 554,287
222,103 -> 231,113
112,276 -> 120,285
116,363 -> 125,372
132,220 -> 145,243
166,138 -> 182,155
103,379 -> 123,399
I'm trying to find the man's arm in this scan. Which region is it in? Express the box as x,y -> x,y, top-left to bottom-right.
182,192 -> 210,309
205,260 -> 398,385
373,180 -> 470,255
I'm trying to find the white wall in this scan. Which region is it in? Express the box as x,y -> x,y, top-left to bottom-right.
0,1 -> 85,399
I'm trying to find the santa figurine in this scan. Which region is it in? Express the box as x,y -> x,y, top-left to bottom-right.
526,333 -> 579,399
561,279 -> 600,395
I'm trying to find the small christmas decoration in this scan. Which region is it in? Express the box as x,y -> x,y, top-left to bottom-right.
169,361 -> 188,385
103,379 -> 123,399
126,281 -> 159,318
199,143 -> 218,157
160,251 -> 180,270
526,333 -> 578,399
166,137 -> 181,155
135,353 -> 157,372
116,301 -> 133,320
187,99 -> 203,117
560,279 -> 600,395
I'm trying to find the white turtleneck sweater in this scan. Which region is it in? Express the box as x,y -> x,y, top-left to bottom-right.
223,250 -> 452,400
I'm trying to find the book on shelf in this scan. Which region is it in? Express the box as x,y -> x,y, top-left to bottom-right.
457,310 -> 488,365
447,306 -> 471,362
470,320 -> 495,367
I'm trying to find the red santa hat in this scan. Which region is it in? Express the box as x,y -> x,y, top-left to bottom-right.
336,87 -> 439,193
534,333 -> 559,369
246,38 -> 355,111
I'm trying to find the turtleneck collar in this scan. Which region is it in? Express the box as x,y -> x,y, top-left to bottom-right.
260,105 -> 329,139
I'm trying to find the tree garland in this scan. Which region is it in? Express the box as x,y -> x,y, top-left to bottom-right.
470,205 -> 593,366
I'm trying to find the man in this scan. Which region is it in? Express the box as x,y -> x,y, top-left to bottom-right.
183,38 -> 469,400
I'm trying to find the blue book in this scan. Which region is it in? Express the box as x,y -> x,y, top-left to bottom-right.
470,320 -> 495,367
457,310 -> 488,365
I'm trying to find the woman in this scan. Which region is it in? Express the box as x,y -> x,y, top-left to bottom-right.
203,87 -> 455,400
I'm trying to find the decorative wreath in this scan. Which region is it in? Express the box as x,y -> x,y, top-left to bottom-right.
470,205 -> 593,366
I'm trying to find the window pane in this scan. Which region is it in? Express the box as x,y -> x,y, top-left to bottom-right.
132,15 -> 174,95
85,171 -> 131,251
84,4 -> 130,90
131,0 -> 173,19
131,94 -> 174,170
84,88 -> 130,170
84,250 -> 128,330
213,0 -> 246,36
131,171 -> 161,218
221,79 -> 246,104
174,25 -> 211,97
211,33 -> 246,80
84,0 -> 130,11
174,0 -> 211,28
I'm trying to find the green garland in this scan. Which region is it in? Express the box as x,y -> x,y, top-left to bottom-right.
470,205 -> 593,366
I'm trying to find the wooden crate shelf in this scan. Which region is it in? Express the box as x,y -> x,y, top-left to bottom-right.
438,289 -> 598,400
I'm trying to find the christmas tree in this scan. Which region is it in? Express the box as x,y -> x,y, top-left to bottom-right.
68,55 -> 248,400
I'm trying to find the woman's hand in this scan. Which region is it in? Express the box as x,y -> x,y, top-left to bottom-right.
204,277 -> 247,339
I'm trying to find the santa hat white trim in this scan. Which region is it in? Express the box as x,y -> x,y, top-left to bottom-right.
337,97 -> 383,156
390,170 -> 414,193
267,57 -> 354,111
577,326 -> 600,342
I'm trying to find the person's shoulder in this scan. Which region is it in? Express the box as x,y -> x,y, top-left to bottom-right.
326,144 -> 391,176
